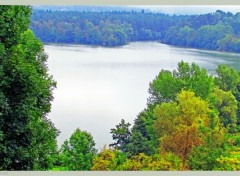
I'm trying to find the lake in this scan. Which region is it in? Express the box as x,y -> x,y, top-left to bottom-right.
44,42 -> 240,150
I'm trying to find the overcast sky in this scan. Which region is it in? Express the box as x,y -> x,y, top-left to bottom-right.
130,5 -> 240,15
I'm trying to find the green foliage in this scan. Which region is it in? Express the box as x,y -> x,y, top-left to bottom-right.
59,128 -> 97,170
0,6 -> 58,170
125,108 -> 158,157
109,119 -> 131,152
106,62 -> 240,170
148,61 -> 214,105
0,6 -> 31,50
188,145 -> 227,170
31,9 -> 240,52
91,146 -> 126,171
126,131 -> 153,157
210,88 -> 238,132
215,64 -> 240,94
154,90 -> 215,169
215,156 -> 240,170
118,153 -> 182,171
217,34 -> 240,52
148,70 -> 181,104
215,64 -> 240,129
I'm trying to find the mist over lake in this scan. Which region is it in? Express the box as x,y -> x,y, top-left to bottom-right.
45,41 -> 240,149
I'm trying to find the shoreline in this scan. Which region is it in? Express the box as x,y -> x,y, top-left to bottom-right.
43,41 -> 240,55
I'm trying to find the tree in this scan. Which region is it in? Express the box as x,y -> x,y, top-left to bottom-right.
118,153 -> 182,171
174,61 -> 214,100
0,6 -> 31,50
215,64 -> 240,129
210,88 -> 238,133
148,70 -> 181,104
59,128 -> 97,170
215,64 -> 240,94
126,131 -> 153,157
188,145 -> 227,170
109,119 -> 131,152
148,61 -> 214,105
125,110 -> 158,157
154,90 -> 214,169
188,124 -> 235,171
91,146 -> 126,171
215,156 -> 240,170
0,6 -> 58,170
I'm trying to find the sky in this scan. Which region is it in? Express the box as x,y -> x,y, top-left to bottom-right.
131,5 -> 240,15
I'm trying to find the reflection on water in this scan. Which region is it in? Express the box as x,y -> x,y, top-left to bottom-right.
44,42 -> 240,149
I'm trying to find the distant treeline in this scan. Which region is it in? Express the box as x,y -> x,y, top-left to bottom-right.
30,10 -> 240,52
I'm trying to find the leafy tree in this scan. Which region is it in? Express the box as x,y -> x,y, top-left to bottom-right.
59,128 -> 97,170
187,115 -> 227,170
193,23 -> 233,50
91,146 -> 126,171
0,6 -> 58,170
175,61 -> 214,100
148,70 -> 181,104
214,156 -> 240,170
148,61 -> 214,105
0,6 -> 32,50
210,88 -> 238,132
215,65 -> 240,129
215,64 -> 240,94
109,119 -> 131,152
188,145 -> 227,170
154,90 -> 214,169
118,153 -> 182,171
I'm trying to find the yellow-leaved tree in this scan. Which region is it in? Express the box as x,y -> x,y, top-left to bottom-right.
154,90 -> 222,170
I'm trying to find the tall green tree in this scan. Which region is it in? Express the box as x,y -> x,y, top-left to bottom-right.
210,88 -> 238,132
109,119 -> 131,152
59,128 -> 97,170
148,70 -> 181,104
215,64 -> 240,94
215,64 -> 240,129
0,6 -> 58,170
148,61 -> 214,105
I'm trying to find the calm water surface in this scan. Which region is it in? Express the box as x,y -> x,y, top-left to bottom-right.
44,42 -> 240,149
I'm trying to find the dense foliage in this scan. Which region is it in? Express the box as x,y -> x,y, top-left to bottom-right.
0,6 -> 58,170
30,9 -> 240,52
55,128 -> 97,171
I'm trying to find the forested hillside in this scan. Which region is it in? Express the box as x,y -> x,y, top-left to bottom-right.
30,9 -> 240,52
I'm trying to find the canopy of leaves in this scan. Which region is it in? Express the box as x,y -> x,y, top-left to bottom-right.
148,61 -> 214,105
91,146 -> 126,171
154,90 -> 215,169
59,128 -> 97,170
0,6 -> 58,170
